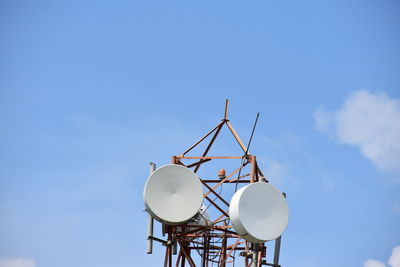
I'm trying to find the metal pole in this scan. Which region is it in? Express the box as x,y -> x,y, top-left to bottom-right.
147,162 -> 156,254
251,243 -> 259,267
172,239 -> 177,255
273,192 -> 286,266
147,214 -> 154,254
273,236 -> 281,266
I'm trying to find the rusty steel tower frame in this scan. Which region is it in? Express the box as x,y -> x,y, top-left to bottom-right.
149,100 -> 282,267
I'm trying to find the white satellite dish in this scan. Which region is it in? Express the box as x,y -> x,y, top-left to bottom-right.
143,164 -> 204,225
229,182 -> 289,243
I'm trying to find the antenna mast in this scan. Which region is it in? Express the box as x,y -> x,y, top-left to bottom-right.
143,100 -> 288,267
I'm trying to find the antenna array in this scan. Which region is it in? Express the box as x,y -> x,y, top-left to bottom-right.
143,100 -> 289,267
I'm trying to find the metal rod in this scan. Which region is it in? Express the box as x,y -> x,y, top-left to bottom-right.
273,236 -> 281,266
212,213 -> 228,224
229,173 -> 250,183
226,121 -> 247,153
201,236 -> 207,267
202,179 -> 251,183
147,162 -> 156,254
201,181 -> 230,206
182,121 -> 224,156
204,196 -> 229,217
168,227 -> 172,267
148,236 -> 167,244
273,193 -> 286,266
250,156 -> 256,183
235,112 -> 260,191
246,112 -> 260,156
177,156 -> 245,159
173,239 -> 178,255
224,99 -> 229,120
245,242 -> 249,267
176,249 -> 183,266
164,233 -> 170,267
194,123 -> 223,173
257,245 -> 263,267
219,221 -> 229,267
251,243 -> 259,267
177,239 -> 196,267
147,214 -> 154,254
186,158 -> 211,168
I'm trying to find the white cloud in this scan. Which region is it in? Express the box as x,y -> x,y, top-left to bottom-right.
314,90 -> 400,172
388,246 -> 400,267
0,258 -> 35,267
364,259 -> 386,267
363,245 -> 400,267
313,108 -> 334,136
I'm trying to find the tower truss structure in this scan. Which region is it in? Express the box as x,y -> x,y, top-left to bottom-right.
148,100 -> 282,267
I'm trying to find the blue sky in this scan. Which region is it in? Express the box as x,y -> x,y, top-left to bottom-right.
1,0 -> 399,267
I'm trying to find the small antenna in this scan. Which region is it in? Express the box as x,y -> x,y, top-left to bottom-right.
245,112 -> 259,156
224,99 -> 229,120
235,112 -> 260,192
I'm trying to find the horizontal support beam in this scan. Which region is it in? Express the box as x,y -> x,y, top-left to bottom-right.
202,179 -> 251,183
148,236 -> 167,245
181,234 -> 241,238
185,158 -> 211,168
177,156 -> 246,159
187,247 -> 246,250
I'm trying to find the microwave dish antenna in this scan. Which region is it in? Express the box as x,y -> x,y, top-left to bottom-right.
143,164 -> 203,225
229,182 -> 289,243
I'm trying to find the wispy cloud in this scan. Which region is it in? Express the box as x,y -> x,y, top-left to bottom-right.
363,245 -> 400,267
314,90 -> 400,172
263,159 -> 291,186
364,260 -> 386,267
260,133 -> 339,192
313,108 -> 335,137
0,258 -> 35,267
